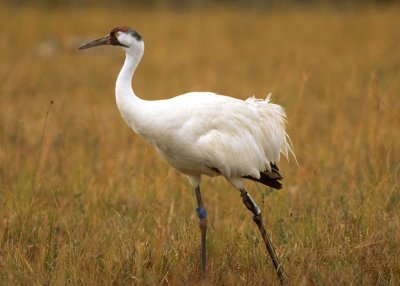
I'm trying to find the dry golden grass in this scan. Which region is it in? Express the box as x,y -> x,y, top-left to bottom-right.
1,5 -> 399,285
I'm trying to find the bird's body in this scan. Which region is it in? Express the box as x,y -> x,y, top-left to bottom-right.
119,90 -> 291,180
79,26 -> 295,283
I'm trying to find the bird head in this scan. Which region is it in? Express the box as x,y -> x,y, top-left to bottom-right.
79,26 -> 143,50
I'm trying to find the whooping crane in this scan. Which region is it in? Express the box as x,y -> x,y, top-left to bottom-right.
79,26 -> 295,283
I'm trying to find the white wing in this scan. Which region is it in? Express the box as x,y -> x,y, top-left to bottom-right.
138,92 -> 295,179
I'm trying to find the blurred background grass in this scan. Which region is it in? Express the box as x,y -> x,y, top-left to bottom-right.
0,1 -> 399,285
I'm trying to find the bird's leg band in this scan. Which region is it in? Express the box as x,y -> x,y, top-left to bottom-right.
196,207 -> 207,219
241,191 -> 261,218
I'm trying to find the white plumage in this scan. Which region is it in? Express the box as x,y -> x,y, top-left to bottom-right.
85,27 -> 296,190
134,92 -> 292,180
79,26 -> 295,281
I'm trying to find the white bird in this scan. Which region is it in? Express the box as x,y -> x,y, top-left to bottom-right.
79,26 -> 295,283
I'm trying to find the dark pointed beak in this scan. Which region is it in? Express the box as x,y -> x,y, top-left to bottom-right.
79,35 -> 110,50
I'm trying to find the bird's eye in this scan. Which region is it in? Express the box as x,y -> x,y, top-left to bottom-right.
114,32 -> 120,38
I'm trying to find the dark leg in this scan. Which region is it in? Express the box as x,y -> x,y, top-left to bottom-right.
240,189 -> 285,285
195,186 -> 207,279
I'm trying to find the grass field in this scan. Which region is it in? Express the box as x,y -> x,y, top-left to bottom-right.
1,4 -> 400,285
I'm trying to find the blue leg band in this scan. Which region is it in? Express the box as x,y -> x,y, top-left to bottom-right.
196,207 -> 207,219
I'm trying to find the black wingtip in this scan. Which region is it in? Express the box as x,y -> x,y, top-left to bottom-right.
243,163 -> 283,190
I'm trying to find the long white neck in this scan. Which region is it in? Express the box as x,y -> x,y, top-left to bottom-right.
115,45 -> 148,135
